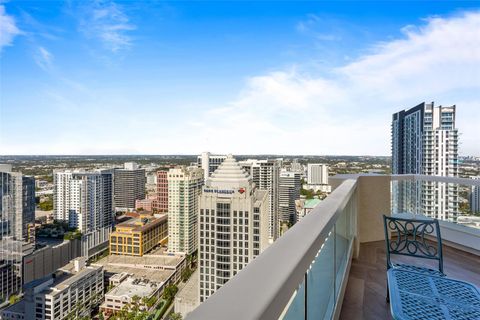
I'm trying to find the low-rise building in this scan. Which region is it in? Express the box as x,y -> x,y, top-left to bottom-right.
295,198 -> 322,221
100,276 -> 162,317
1,258 -> 104,320
110,214 -> 168,256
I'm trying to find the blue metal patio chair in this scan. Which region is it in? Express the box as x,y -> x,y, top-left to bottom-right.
383,214 -> 445,277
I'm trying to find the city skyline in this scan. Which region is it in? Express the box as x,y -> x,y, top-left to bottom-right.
1,1 -> 479,156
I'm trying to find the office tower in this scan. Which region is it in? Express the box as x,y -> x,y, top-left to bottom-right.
307,163 -> 329,185
392,102 -> 459,220
197,152 -> 227,180
279,170 -> 301,225
0,164 -> 35,299
199,155 -> 269,302
470,176 -> 480,213
167,166 -> 203,255
113,162 -> 146,212
240,159 -> 280,241
155,170 -> 168,213
54,170 -> 113,256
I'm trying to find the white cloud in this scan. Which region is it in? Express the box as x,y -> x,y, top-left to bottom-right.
34,46 -> 53,71
0,4 -> 21,52
187,11 -> 480,156
79,0 -> 136,52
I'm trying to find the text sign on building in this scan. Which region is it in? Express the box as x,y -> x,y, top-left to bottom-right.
203,189 -> 235,195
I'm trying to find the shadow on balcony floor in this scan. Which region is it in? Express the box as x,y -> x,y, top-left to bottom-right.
339,240 -> 480,320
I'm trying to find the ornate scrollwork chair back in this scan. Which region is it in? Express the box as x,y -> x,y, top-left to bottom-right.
383,214 -> 444,276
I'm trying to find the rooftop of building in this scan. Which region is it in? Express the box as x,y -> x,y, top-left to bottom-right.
207,155 -> 251,188
46,262 -> 102,294
2,300 -> 25,315
105,276 -> 161,299
304,198 -> 322,208
93,249 -> 185,283
113,213 -> 167,233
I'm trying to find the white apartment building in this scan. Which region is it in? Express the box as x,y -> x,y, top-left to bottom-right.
471,176 -> 480,213
279,170 -> 301,225
54,171 -> 113,232
168,166 -> 204,255
1,258 -> 104,320
240,159 -> 280,241
199,155 -> 269,302
53,170 -> 113,256
307,163 -> 329,185
392,102 -> 459,220
197,152 -> 227,180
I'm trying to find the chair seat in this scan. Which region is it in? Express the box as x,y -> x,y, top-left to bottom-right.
392,263 -> 445,277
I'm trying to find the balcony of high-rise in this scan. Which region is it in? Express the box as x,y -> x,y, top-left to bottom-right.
187,174 -> 480,320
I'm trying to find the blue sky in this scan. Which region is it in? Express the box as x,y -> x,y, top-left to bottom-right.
1,1 -> 479,155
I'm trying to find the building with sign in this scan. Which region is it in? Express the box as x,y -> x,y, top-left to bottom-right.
168,166 -> 204,255
0,164 -> 35,300
198,155 -> 269,302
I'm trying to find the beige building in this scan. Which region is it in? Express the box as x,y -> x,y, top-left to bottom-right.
167,167 -> 203,255
199,155 -> 269,302
110,214 -> 168,256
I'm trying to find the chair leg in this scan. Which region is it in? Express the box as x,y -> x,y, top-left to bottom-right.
386,282 -> 390,303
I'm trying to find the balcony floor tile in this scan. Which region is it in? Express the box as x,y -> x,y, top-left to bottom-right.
339,240 -> 480,320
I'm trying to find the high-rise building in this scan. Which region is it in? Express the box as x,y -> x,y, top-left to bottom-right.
199,155 -> 269,302
113,162 -> 146,212
392,102 -> 459,220
470,176 -> 480,213
155,170 -> 168,213
240,159 -> 280,241
279,170 -> 301,225
197,152 -> 227,180
0,164 -> 35,299
167,166 -> 203,255
307,163 -> 329,185
54,170 -> 113,256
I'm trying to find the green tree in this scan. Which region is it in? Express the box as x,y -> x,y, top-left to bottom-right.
9,294 -> 20,305
163,284 -> 178,301
39,197 -> 53,211
181,267 -> 193,282
170,313 -> 183,320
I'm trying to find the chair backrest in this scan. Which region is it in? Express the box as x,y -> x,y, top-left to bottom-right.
383,214 -> 443,274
